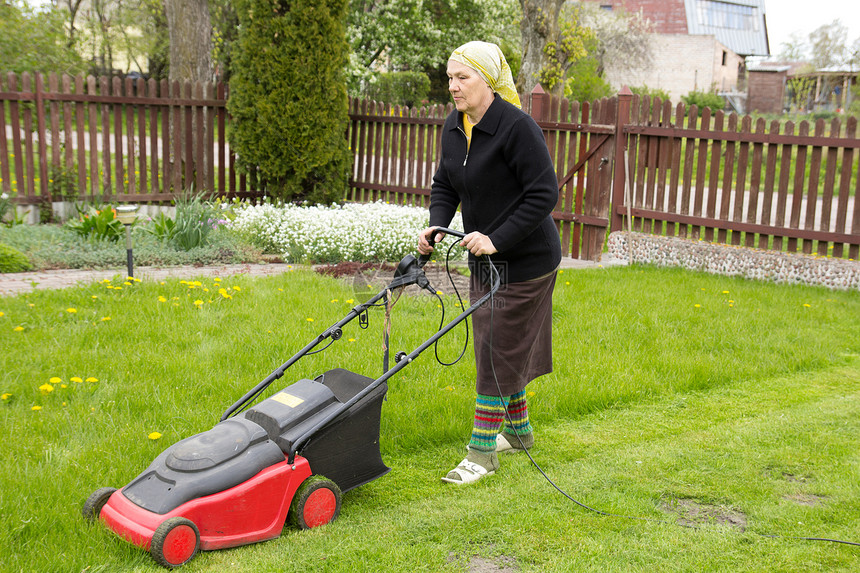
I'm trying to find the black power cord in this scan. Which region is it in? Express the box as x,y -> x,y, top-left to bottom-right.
477,253 -> 859,548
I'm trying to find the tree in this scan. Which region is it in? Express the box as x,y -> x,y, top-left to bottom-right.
517,0 -> 589,98
0,1 -> 86,74
808,20 -> 848,69
163,0 -> 212,83
347,0 -> 519,101
229,0 -> 352,203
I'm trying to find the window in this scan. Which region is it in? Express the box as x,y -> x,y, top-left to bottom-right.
696,0 -> 759,31
600,4 -> 613,10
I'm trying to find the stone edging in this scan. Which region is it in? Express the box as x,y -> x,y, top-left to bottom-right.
607,232 -> 860,291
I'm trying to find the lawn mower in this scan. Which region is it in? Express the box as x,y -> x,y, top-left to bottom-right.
82,228 -> 498,568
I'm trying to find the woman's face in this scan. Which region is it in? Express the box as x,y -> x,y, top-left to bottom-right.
447,60 -> 494,121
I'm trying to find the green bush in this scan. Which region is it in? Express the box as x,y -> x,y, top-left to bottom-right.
143,194 -> 222,251
365,71 -> 431,107
0,242 -> 32,273
228,0 -> 351,205
65,205 -> 125,242
681,90 -> 726,116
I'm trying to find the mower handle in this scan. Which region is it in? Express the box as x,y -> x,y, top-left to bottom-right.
418,227 -> 465,267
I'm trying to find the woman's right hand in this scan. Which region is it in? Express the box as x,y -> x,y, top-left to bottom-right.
417,227 -> 445,255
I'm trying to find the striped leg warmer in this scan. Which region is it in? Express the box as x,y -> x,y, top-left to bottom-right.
469,394 -> 508,452
503,390 -> 533,436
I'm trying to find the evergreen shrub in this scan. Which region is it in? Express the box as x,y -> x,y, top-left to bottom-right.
228,0 -> 352,205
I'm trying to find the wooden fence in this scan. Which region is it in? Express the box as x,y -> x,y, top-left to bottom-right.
613,88 -> 860,260
0,71 -> 262,205
2,72 -> 859,260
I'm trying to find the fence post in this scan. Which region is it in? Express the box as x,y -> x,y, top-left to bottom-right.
610,86 -> 633,233
529,84 -> 551,123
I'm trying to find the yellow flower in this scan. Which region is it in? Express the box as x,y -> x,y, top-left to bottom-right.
71,377 -> 83,383
306,318 -> 314,322
158,296 -> 167,303
527,391 -> 536,397
50,377 -> 62,384
123,281 -> 132,287
91,295 -> 98,300
194,300 -> 204,307
330,299 -> 339,303
66,308 -> 77,313
803,303 -> 811,308
0,312 -> 4,317
100,316 -> 111,321
445,385 -> 454,391
2,393 -> 12,400
722,291 -> 729,294
86,377 -> 98,383
214,277 -> 221,282
694,304 -> 702,308
31,405 -> 42,411
232,286 -> 241,292
39,383 -> 54,394
148,432 -> 162,440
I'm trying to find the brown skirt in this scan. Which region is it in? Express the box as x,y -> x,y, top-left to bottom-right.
470,269 -> 557,396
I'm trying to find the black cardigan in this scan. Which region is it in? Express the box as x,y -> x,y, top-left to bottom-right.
429,94 -> 562,284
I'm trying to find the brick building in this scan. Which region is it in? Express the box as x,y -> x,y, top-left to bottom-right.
580,0 -> 770,104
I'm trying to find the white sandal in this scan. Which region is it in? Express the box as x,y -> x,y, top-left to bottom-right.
441,458 -> 495,484
495,432 -> 533,453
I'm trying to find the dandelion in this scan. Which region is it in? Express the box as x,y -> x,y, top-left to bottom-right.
101,317 -> 111,321
722,290 -> 729,294
50,377 -> 61,384
445,385 -> 454,391
803,303 -> 811,308
148,432 -> 162,440
39,383 -> 54,394
214,277 -> 221,282
71,377 -> 83,383
232,286 -> 241,292
66,308 -> 77,313
0,312 -> 4,317
330,299 -> 339,303
32,405 -> 42,411
14,326 -> 24,332
194,300 -> 204,308
694,304 -> 701,308
527,391 -> 536,398
306,318 -> 314,322
91,295 -> 98,300
158,296 -> 167,303
2,393 -> 12,400
123,281 -> 132,287
86,377 -> 98,383
348,338 -> 356,342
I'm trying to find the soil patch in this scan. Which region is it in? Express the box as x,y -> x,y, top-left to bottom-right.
660,498 -> 747,531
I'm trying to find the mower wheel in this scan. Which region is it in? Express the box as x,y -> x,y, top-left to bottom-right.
289,475 -> 342,530
151,517 -> 200,568
82,487 -> 117,522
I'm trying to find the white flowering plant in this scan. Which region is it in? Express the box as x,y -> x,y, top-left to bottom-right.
229,201 -> 465,264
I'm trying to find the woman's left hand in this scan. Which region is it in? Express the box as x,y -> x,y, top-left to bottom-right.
460,232 -> 497,256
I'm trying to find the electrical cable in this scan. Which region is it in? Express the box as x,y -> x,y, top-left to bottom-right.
477,252 -> 859,547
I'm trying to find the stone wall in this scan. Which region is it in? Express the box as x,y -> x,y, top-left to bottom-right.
607,232 -> 860,291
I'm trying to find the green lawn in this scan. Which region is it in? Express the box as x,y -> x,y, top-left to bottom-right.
1,265 -> 858,572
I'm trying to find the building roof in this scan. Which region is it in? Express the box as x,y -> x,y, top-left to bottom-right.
684,0 -> 770,57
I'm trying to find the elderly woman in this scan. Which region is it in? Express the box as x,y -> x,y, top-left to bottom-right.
417,41 -> 561,484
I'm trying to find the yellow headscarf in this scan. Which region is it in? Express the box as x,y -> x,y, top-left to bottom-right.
449,41 -> 521,109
